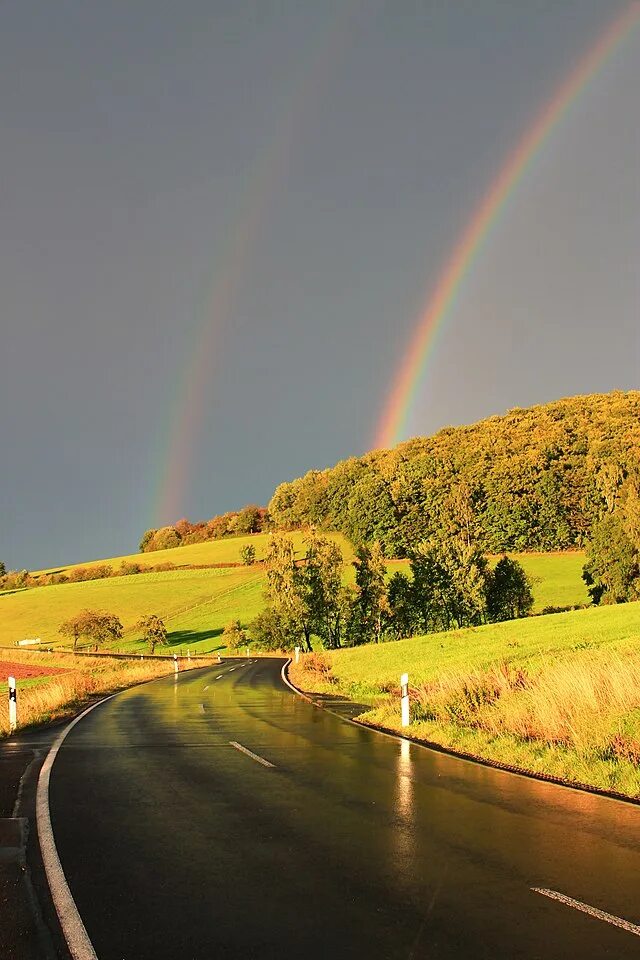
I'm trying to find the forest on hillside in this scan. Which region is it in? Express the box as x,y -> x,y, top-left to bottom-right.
268,392 -> 640,556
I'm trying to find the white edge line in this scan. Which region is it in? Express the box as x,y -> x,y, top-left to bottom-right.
532,887 -> 640,937
229,740 -> 275,768
37,696 -> 117,960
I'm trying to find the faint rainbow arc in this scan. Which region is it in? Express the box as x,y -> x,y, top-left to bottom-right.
374,2 -> 640,450
153,3 -> 361,527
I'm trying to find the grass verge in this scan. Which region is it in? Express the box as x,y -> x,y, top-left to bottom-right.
0,649 -> 215,737
289,602 -> 640,799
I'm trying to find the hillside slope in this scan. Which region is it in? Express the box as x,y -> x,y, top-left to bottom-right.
269,391 -> 640,554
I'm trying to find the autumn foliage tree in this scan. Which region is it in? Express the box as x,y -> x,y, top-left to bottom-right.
136,614 -> 168,653
60,610 -> 123,650
222,620 -> 247,650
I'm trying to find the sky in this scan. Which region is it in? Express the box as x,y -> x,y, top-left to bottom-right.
1,1 -> 638,570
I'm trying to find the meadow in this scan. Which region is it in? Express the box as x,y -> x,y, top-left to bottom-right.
0,567 -> 264,652
290,601 -> 640,798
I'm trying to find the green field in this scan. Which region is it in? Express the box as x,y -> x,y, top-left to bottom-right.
0,567 -> 264,652
508,551 -> 588,611
316,602 -> 639,698
34,530 -> 354,576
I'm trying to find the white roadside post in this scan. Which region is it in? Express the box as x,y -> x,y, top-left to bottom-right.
400,673 -> 410,728
173,654 -> 179,674
246,645 -> 250,658
187,649 -> 191,662
8,676 -> 17,734
294,646 -> 301,664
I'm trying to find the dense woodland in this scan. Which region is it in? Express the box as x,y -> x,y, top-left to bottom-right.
268,392 -> 640,555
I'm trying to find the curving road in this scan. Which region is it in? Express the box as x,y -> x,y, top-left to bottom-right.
48,658 -> 640,959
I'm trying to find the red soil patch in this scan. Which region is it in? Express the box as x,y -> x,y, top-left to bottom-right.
0,660 -> 70,680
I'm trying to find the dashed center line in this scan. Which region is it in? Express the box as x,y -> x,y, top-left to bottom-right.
228,741 -> 275,768
532,888 -> 640,937
215,675 -> 223,680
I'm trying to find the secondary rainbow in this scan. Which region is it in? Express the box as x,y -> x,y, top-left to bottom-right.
153,4 -> 360,526
374,3 -> 640,451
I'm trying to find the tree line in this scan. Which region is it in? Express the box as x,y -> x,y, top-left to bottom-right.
139,505 -> 269,553
244,527 -> 533,653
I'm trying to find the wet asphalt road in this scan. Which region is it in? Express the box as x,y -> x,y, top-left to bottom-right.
49,658 -> 640,959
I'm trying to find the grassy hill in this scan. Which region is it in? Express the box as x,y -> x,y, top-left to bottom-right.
35,530 -> 354,576
0,567 -> 263,652
269,391 -> 640,555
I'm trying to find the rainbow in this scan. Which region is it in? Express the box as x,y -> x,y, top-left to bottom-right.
374,2 -> 640,450
153,4 -> 360,526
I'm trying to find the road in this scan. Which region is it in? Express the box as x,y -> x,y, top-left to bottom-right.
47,658 -> 640,959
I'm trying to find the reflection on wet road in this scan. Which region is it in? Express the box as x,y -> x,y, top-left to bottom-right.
49,658 -> 640,959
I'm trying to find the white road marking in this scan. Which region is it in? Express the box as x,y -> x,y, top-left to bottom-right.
215,675 -> 223,680
199,704 -> 206,713
532,887 -> 640,937
37,698 -> 116,960
229,741 -> 275,768
203,685 -> 209,691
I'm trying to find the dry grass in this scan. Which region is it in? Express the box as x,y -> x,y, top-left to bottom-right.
0,651 -> 215,736
411,651 -> 640,758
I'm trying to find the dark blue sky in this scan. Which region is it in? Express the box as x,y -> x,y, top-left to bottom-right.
1,1 -> 638,569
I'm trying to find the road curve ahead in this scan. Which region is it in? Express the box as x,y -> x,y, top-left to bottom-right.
48,658 -> 640,959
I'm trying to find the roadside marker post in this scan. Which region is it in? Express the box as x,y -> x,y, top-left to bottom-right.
400,673 -> 410,727
173,655 -> 179,674
8,676 -> 17,734
294,646 -> 300,664
246,646 -> 250,658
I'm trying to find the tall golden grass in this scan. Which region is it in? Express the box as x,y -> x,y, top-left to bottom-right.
412,651 -> 640,759
0,654 -> 215,736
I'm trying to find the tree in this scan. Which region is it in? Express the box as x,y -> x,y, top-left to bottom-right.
583,514 -> 640,604
235,505 -> 262,535
0,561 -> 5,578
302,533 -> 346,649
262,531 -> 348,650
139,529 -> 156,553
350,542 -> 388,644
486,556 -> 534,622
59,609 -> 123,650
249,608 -> 298,651
240,544 -> 256,566
150,526 -> 182,551
222,620 -> 247,651
136,614 -> 168,653
264,533 -> 311,650
386,571 -> 416,640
